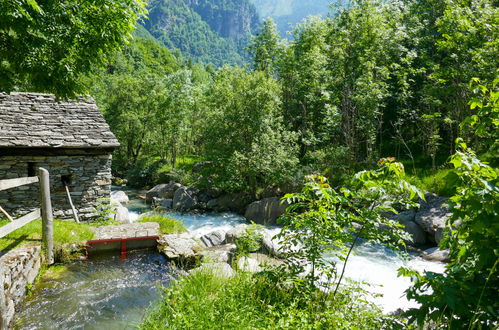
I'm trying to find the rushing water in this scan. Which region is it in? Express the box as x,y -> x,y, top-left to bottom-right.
16,251 -> 173,330
329,242 -> 445,312
17,189 -> 445,328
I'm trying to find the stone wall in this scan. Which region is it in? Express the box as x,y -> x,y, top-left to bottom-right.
0,245 -> 42,329
0,154 -> 112,220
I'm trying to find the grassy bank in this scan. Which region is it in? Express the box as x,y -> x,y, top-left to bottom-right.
0,219 -> 94,253
140,270 -> 401,329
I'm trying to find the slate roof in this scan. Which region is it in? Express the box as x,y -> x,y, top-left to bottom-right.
0,92 -> 119,149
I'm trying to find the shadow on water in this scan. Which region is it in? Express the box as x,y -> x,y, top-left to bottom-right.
16,250 -> 174,330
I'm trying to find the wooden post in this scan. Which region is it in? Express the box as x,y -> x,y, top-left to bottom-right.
38,168 -> 54,264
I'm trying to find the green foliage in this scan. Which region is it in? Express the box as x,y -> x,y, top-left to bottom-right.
463,78 -> 499,154
90,37 -> 210,185
138,213 -> 186,234
140,270 -> 399,329
406,168 -> 459,197
248,18 -> 285,75
0,220 -> 94,252
275,160 -> 422,293
234,223 -> 264,257
401,143 -> 498,328
202,66 -> 299,194
0,0 -> 146,98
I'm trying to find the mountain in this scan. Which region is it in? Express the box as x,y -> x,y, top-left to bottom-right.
140,0 -> 260,66
251,0 -> 332,37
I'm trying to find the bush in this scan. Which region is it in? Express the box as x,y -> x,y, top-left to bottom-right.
140,270 -> 401,329
137,213 -> 186,234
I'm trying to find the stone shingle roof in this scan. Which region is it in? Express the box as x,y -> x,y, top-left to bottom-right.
0,92 -> 119,149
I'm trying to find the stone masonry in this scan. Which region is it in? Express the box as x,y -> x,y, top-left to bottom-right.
0,154 -> 112,220
0,245 -> 42,329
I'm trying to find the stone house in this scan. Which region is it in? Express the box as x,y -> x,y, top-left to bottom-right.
0,92 -> 119,220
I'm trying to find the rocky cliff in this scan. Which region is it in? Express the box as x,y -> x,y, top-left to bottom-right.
141,0 -> 259,66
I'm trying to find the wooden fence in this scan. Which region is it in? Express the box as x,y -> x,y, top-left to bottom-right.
0,168 -> 54,264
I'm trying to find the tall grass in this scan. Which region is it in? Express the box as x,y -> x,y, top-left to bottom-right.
137,213 -> 187,234
140,270 -> 400,329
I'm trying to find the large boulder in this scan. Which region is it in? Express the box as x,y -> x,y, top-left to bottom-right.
199,244 -> 236,263
392,211 -> 426,246
199,230 -> 226,248
173,186 -> 199,211
216,193 -> 251,214
237,256 -> 263,273
421,247 -> 450,263
157,234 -> 202,267
152,198 -> 173,210
191,262 -> 235,278
244,197 -> 288,226
110,190 -> 129,205
415,194 -> 451,242
146,182 -> 183,203
399,218 -> 427,245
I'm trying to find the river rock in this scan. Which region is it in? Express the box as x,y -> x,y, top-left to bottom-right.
216,193 -> 251,214
261,228 -> 284,257
206,199 -> 218,209
244,197 -> 288,226
421,247 -> 450,262
415,194 -> 451,242
225,224 -> 249,243
153,197 -> 173,210
157,234 -> 202,266
393,210 -> 416,223
146,182 -> 183,203
173,186 -> 198,211
199,230 -> 226,248
237,256 -> 263,273
199,244 -> 236,263
110,190 -> 129,205
398,219 -> 427,245
191,262 -> 235,278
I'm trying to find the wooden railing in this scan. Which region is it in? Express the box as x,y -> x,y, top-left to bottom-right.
0,168 -> 54,264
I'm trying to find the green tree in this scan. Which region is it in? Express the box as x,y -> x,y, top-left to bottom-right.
248,18 -> 284,76
0,0 -> 146,97
202,67 -> 299,194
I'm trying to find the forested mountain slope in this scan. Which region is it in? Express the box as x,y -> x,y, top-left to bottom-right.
252,0 -> 331,36
141,0 -> 259,66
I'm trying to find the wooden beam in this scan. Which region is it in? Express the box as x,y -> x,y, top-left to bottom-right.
64,184 -> 80,223
0,176 -> 39,191
0,209 -> 41,239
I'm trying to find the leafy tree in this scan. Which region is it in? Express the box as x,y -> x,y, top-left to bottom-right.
276,159 -> 422,294
248,18 -> 285,76
0,0 -> 146,97
202,67 -> 299,194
